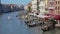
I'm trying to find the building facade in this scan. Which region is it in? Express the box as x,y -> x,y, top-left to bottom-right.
31,0 -> 49,15
48,0 -> 55,14
39,0 -> 46,15
24,5 -> 28,11
36,0 -> 49,15
0,4 -> 2,12
55,0 -> 60,14
29,0 -> 60,15
1,4 -> 11,13
31,0 -> 37,13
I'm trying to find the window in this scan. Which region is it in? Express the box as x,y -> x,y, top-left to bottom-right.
56,1 -> 57,4
39,6 -> 44,9
55,6 -> 60,10
55,7 -> 57,10
58,6 -> 60,10
40,0 -> 45,1
34,8 -> 37,9
58,1 -> 59,4
49,2 -> 54,6
34,3 -> 37,5
58,11 -> 60,14
56,1 -> 60,4
58,1 -> 60,4
58,6 -> 59,10
49,0 -> 55,1
59,6 -> 60,10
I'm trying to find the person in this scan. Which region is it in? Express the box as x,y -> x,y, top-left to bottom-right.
49,18 -> 57,28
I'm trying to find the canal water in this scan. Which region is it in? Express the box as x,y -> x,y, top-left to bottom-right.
0,11 -> 60,34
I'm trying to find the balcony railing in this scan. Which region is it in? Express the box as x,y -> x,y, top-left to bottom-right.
49,0 -> 55,2
48,7 -> 54,9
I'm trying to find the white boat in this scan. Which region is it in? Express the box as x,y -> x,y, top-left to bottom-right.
8,16 -> 11,19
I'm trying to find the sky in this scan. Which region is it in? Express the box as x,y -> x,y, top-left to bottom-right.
1,0 -> 32,5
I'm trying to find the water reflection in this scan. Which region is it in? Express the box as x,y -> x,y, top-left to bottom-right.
43,29 -> 56,34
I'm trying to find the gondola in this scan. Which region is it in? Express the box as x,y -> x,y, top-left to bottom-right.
26,20 -> 44,27
41,25 -> 55,31
0,13 -> 2,15
41,18 -> 57,31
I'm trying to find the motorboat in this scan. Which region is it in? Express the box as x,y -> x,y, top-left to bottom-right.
41,25 -> 55,31
0,12 -> 2,15
0,13 -> 2,15
27,22 -> 36,27
41,18 -> 57,31
27,20 -> 44,27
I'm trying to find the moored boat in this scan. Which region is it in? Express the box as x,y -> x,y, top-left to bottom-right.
0,12 -> 2,15
41,18 -> 57,31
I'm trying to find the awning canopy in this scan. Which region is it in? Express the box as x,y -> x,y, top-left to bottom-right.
36,15 -> 50,19
45,14 -> 60,20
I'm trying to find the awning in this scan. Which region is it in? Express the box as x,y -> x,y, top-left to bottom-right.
45,14 -> 60,20
36,15 -> 50,19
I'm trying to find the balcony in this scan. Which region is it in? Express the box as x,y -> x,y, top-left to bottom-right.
48,7 -> 54,9
32,1 -> 37,4
49,0 -> 55,2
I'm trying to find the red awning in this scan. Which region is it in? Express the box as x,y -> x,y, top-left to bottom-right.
44,14 -> 60,20
54,15 -> 60,20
